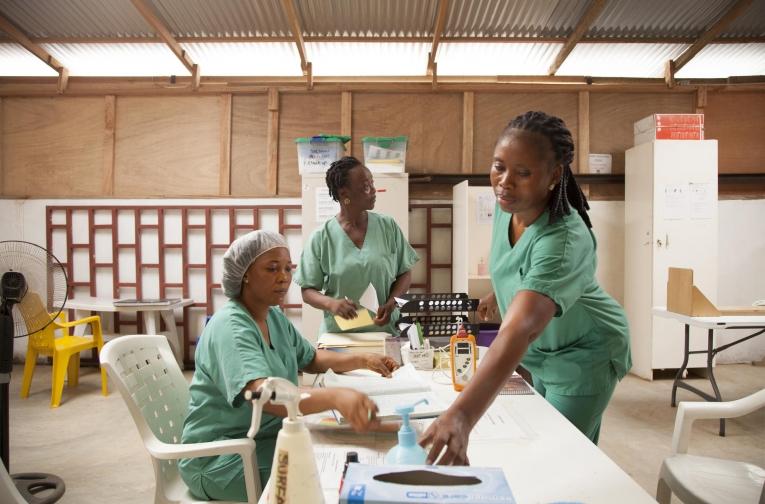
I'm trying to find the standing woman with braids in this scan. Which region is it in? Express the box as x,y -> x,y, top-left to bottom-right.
294,156 -> 419,336
420,111 -> 631,464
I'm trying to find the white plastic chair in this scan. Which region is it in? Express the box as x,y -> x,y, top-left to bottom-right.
656,388 -> 765,504
100,335 -> 261,504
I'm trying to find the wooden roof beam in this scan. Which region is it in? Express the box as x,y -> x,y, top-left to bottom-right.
280,0 -> 312,88
129,0 -> 200,89
548,0 -> 608,76
0,14 -> 70,92
667,0 -> 754,86
427,0 -> 450,76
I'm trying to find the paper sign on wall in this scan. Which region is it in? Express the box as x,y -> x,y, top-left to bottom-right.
476,194 -> 495,224
663,184 -> 689,220
689,182 -> 714,220
315,187 -> 340,223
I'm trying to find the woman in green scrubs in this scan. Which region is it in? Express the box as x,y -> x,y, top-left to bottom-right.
421,111 -> 631,465
294,156 -> 419,335
179,230 -> 398,501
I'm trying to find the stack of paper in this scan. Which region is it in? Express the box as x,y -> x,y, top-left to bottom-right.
317,332 -> 388,355
322,364 -> 448,422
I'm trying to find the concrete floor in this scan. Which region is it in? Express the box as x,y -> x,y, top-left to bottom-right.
6,362 -> 765,503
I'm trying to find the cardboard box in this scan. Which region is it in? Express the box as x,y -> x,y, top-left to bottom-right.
634,114 -> 704,134
634,127 -> 704,145
589,153 -> 612,174
339,464 -> 516,504
667,267 -> 765,317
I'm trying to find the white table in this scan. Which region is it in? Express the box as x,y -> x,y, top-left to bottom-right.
65,297 -> 194,366
653,307 -> 765,435
305,370 -> 655,504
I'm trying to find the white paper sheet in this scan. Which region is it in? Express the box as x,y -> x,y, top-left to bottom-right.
689,182 -> 714,220
663,184 -> 689,220
315,187 -> 340,223
315,445 -> 387,491
470,403 -> 534,441
476,194 -> 495,224
359,283 -> 379,313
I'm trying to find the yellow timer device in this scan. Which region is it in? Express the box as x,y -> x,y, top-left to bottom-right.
450,325 -> 477,391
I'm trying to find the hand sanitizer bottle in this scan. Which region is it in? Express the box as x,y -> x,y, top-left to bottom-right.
384,399 -> 429,465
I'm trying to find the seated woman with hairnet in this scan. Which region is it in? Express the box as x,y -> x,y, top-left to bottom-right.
179,230 -> 397,501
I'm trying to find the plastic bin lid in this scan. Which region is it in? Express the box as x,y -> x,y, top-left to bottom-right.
362,136 -> 408,143
294,134 -> 350,144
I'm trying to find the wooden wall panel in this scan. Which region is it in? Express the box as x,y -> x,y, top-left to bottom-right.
353,93 -> 463,174
231,94 -> 269,196
473,93 -> 578,175
114,96 -> 221,197
590,93 -> 693,173
279,93 -> 341,196
704,92 -> 765,174
2,97 -> 107,197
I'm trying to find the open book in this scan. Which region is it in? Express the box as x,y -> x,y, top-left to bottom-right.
321,363 -> 448,423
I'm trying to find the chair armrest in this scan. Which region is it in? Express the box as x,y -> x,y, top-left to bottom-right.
672,388 -> 765,454
145,437 -> 255,461
55,316 -> 101,328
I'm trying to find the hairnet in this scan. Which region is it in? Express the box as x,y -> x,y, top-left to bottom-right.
221,230 -> 289,298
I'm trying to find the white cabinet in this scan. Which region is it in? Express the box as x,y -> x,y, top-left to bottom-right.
452,181 -> 495,305
624,140 -> 718,379
299,173 -> 410,343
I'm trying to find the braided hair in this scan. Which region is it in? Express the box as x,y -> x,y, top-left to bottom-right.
325,156 -> 362,202
502,111 -> 592,228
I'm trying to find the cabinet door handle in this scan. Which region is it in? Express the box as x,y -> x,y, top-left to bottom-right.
665,234 -> 669,248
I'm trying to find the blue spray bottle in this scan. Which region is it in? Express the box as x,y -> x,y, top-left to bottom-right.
384,398 -> 429,465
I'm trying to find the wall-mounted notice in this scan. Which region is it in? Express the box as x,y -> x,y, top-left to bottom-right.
476,194 -> 495,224
316,187 -> 340,223
689,182 -> 714,220
663,184 -> 689,220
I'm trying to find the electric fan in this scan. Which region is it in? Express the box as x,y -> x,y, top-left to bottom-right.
0,240 -> 68,503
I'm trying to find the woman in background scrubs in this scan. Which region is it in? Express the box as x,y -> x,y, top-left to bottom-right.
420,111 -> 631,465
295,156 -> 419,335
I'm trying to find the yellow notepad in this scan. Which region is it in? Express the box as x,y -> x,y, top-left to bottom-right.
334,309 -> 375,331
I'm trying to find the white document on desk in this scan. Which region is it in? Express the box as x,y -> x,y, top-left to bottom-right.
470,402 -> 535,441
315,445 -> 386,491
322,364 -> 448,421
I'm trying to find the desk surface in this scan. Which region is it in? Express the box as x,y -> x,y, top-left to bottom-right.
653,307 -> 765,328
309,369 -> 655,504
65,297 -> 194,312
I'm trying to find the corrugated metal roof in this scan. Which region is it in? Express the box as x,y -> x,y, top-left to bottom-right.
437,42 -> 562,75
589,0 -> 736,39
0,0 -> 153,38
182,42 -> 302,75
296,0 -> 438,38
151,0 -> 291,38
0,43 -> 58,76
676,42 -> 765,77
556,43 -> 689,78
307,41 -> 430,75
444,0 -> 591,38
42,43 -> 191,76
722,0 -> 765,37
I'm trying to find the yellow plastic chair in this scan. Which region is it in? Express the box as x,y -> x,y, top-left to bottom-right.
19,293 -> 108,408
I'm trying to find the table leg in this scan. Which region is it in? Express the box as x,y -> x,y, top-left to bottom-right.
671,324 -> 691,407
705,329 -> 725,436
159,310 -> 183,369
73,310 -> 90,336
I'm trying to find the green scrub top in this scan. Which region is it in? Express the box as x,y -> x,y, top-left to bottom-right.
294,211 -> 419,335
490,205 -> 631,395
179,301 -> 316,490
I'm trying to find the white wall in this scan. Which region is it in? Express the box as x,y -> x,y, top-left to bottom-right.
3,197 -> 763,364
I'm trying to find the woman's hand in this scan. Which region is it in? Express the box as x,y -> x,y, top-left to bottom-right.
419,408 -> 473,465
373,299 -> 396,325
330,297 -> 358,319
333,388 -> 381,432
360,353 -> 399,377
477,291 -> 498,321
